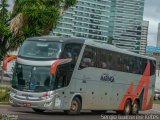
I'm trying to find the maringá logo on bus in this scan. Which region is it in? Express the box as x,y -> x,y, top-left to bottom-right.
100,73 -> 114,82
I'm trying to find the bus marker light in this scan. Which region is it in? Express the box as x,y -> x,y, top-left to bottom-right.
43,92 -> 48,97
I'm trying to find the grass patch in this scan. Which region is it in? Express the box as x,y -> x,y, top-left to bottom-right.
0,86 -> 10,103
154,100 -> 160,104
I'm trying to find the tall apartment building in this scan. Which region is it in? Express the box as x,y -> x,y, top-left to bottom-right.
157,23 -> 160,47
139,20 -> 149,55
52,0 -> 145,53
52,0 -> 114,41
112,0 -> 145,53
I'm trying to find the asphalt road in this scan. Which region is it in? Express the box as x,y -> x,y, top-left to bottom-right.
0,104 -> 160,120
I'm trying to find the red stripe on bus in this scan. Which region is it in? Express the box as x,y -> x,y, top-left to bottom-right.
50,59 -> 66,75
135,61 -> 150,110
117,81 -> 135,110
3,56 -> 17,71
146,93 -> 154,109
118,61 -> 151,110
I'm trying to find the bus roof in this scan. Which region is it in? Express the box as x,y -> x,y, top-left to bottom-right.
26,36 -> 85,44
26,36 -> 156,61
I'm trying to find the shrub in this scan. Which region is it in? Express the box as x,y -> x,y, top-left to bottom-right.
0,86 -> 10,103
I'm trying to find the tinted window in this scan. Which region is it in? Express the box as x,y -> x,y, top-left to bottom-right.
150,60 -> 156,76
54,63 -> 73,89
12,64 -> 54,92
79,45 -> 155,75
54,44 -> 83,89
61,44 -> 82,60
79,46 -> 96,68
96,48 -> 108,69
19,40 -> 62,59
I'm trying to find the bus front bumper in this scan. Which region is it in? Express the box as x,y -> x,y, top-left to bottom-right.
9,92 -> 62,111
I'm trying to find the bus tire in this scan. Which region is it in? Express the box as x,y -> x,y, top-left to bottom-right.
32,108 -> 45,113
65,97 -> 82,115
131,100 -> 139,115
123,99 -> 132,115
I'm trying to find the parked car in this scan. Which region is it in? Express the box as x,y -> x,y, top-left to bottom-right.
154,90 -> 160,100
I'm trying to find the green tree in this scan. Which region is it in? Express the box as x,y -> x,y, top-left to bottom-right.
0,0 -> 11,60
0,0 -> 77,60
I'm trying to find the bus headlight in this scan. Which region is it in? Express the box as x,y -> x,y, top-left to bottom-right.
40,93 -> 57,100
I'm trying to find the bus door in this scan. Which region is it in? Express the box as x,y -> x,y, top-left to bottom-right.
75,67 -> 96,109
53,43 -> 83,94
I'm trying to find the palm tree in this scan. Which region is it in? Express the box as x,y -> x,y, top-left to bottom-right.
0,0 -> 10,83
10,0 -> 77,37
0,0 -> 77,60
0,0 -> 10,59
0,0 -> 9,21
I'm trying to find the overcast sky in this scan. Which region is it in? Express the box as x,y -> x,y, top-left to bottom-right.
144,0 -> 160,47
7,0 -> 159,46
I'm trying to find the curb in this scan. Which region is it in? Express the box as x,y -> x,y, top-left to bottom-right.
0,102 -> 9,105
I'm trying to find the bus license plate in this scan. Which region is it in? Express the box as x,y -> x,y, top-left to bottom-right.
23,102 -> 31,107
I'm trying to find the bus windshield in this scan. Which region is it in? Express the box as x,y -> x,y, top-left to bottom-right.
12,64 -> 55,92
19,40 -> 62,59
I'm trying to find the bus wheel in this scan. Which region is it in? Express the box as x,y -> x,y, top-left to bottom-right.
123,99 -> 131,115
131,100 -> 139,115
32,108 -> 45,113
66,97 -> 82,115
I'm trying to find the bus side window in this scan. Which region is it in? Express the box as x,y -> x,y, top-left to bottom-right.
123,55 -> 129,72
79,46 -> 96,69
110,52 -> 117,70
132,57 -> 141,74
150,60 -> 156,76
142,59 -> 147,74
96,48 -> 108,69
61,44 -> 82,60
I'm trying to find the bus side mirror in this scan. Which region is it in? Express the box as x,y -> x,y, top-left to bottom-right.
2,56 -> 17,71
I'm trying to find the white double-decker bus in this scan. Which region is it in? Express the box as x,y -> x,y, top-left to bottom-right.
3,36 -> 156,115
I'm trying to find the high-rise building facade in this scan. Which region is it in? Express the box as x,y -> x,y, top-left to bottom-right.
52,0 -> 145,53
139,20 -> 149,55
52,0 -> 114,41
112,0 -> 145,53
157,23 -> 160,47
